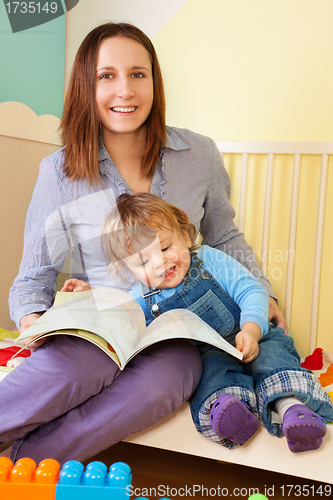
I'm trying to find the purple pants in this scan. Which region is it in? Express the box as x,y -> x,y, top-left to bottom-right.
0,336 -> 202,465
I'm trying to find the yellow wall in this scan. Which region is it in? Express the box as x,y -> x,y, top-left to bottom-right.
152,0 -> 333,141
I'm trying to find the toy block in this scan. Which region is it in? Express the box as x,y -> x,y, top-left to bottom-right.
55,460 -> 132,500
0,456 -> 60,500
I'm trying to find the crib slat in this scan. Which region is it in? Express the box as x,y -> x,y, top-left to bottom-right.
284,154 -> 301,327
309,154 -> 328,352
216,142 -> 333,354
238,153 -> 248,233
260,154 -> 274,275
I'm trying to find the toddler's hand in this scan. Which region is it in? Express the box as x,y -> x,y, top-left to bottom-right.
61,279 -> 93,292
236,323 -> 260,363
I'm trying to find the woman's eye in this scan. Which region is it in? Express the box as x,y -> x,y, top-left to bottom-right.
132,72 -> 144,78
100,73 -> 113,80
162,245 -> 171,252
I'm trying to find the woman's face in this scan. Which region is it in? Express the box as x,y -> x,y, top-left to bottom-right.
95,36 -> 154,141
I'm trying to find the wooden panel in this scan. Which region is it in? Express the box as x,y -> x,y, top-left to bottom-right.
0,135 -> 59,329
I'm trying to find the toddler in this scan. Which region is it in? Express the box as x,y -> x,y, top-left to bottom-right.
63,193 -> 333,452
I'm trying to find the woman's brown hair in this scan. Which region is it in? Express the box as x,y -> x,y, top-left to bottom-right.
61,23 -> 166,184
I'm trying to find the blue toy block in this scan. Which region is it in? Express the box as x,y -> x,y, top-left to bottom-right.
55,460 -> 132,500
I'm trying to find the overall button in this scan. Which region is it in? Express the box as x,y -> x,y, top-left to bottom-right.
200,270 -> 210,279
152,304 -> 160,316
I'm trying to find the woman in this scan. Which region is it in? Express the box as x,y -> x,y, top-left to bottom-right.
2,23 -> 286,465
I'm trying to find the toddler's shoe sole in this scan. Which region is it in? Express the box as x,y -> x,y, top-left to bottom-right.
282,404 -> 326,453
210,393 -> 260,444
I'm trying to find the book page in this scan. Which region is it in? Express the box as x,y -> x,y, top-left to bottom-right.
128,308 -> 243,362
17,289 -> 242,370
20,328 -> 122,368
17,289 -> 146,369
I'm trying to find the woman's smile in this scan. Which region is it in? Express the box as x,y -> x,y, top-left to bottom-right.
110,106 -> 137,113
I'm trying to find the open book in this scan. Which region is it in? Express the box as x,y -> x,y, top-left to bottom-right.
17,288 -> 243,369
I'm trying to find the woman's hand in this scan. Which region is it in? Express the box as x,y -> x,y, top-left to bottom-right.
269,297 -> 289,334
20,313 -> 41,335
61,279 -> 93,292
19,313 -> 47,351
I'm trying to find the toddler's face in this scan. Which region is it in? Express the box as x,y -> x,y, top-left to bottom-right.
123,224 -> 192,289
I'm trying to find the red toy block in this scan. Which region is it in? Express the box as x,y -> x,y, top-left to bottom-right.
0,457 -> 59,500
301,348 -> 323,370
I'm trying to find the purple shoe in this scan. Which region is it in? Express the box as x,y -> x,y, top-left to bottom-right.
282,404 -> 326,453
210,393 -> 260,444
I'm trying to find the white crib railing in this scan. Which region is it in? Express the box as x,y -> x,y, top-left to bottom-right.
216,141 -> 333,355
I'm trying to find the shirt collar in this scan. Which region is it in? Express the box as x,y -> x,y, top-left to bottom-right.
98,126 -> 190,162
98,137 -> 111,162
165,126 -> 190,151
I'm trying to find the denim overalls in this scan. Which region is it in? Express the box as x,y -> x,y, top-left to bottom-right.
142,253 -> 333,448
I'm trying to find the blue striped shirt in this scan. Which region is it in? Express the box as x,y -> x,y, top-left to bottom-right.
9,126 -> 275,328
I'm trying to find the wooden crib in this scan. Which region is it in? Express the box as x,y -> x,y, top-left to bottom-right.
0,101 -> 332,484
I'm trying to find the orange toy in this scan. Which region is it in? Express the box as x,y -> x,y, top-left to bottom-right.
318,364 -> 333,387
0,456 -> 59,500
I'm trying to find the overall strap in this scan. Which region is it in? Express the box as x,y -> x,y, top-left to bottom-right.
141,252 -> 205,315
141,286 -> 161,314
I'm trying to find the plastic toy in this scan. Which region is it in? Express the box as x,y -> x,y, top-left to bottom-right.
0,457 -> 168,500
0,456 -> 59,500
56,460 -> 132,500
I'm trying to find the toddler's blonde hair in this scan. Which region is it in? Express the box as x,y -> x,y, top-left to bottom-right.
101,193 -> 197,285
